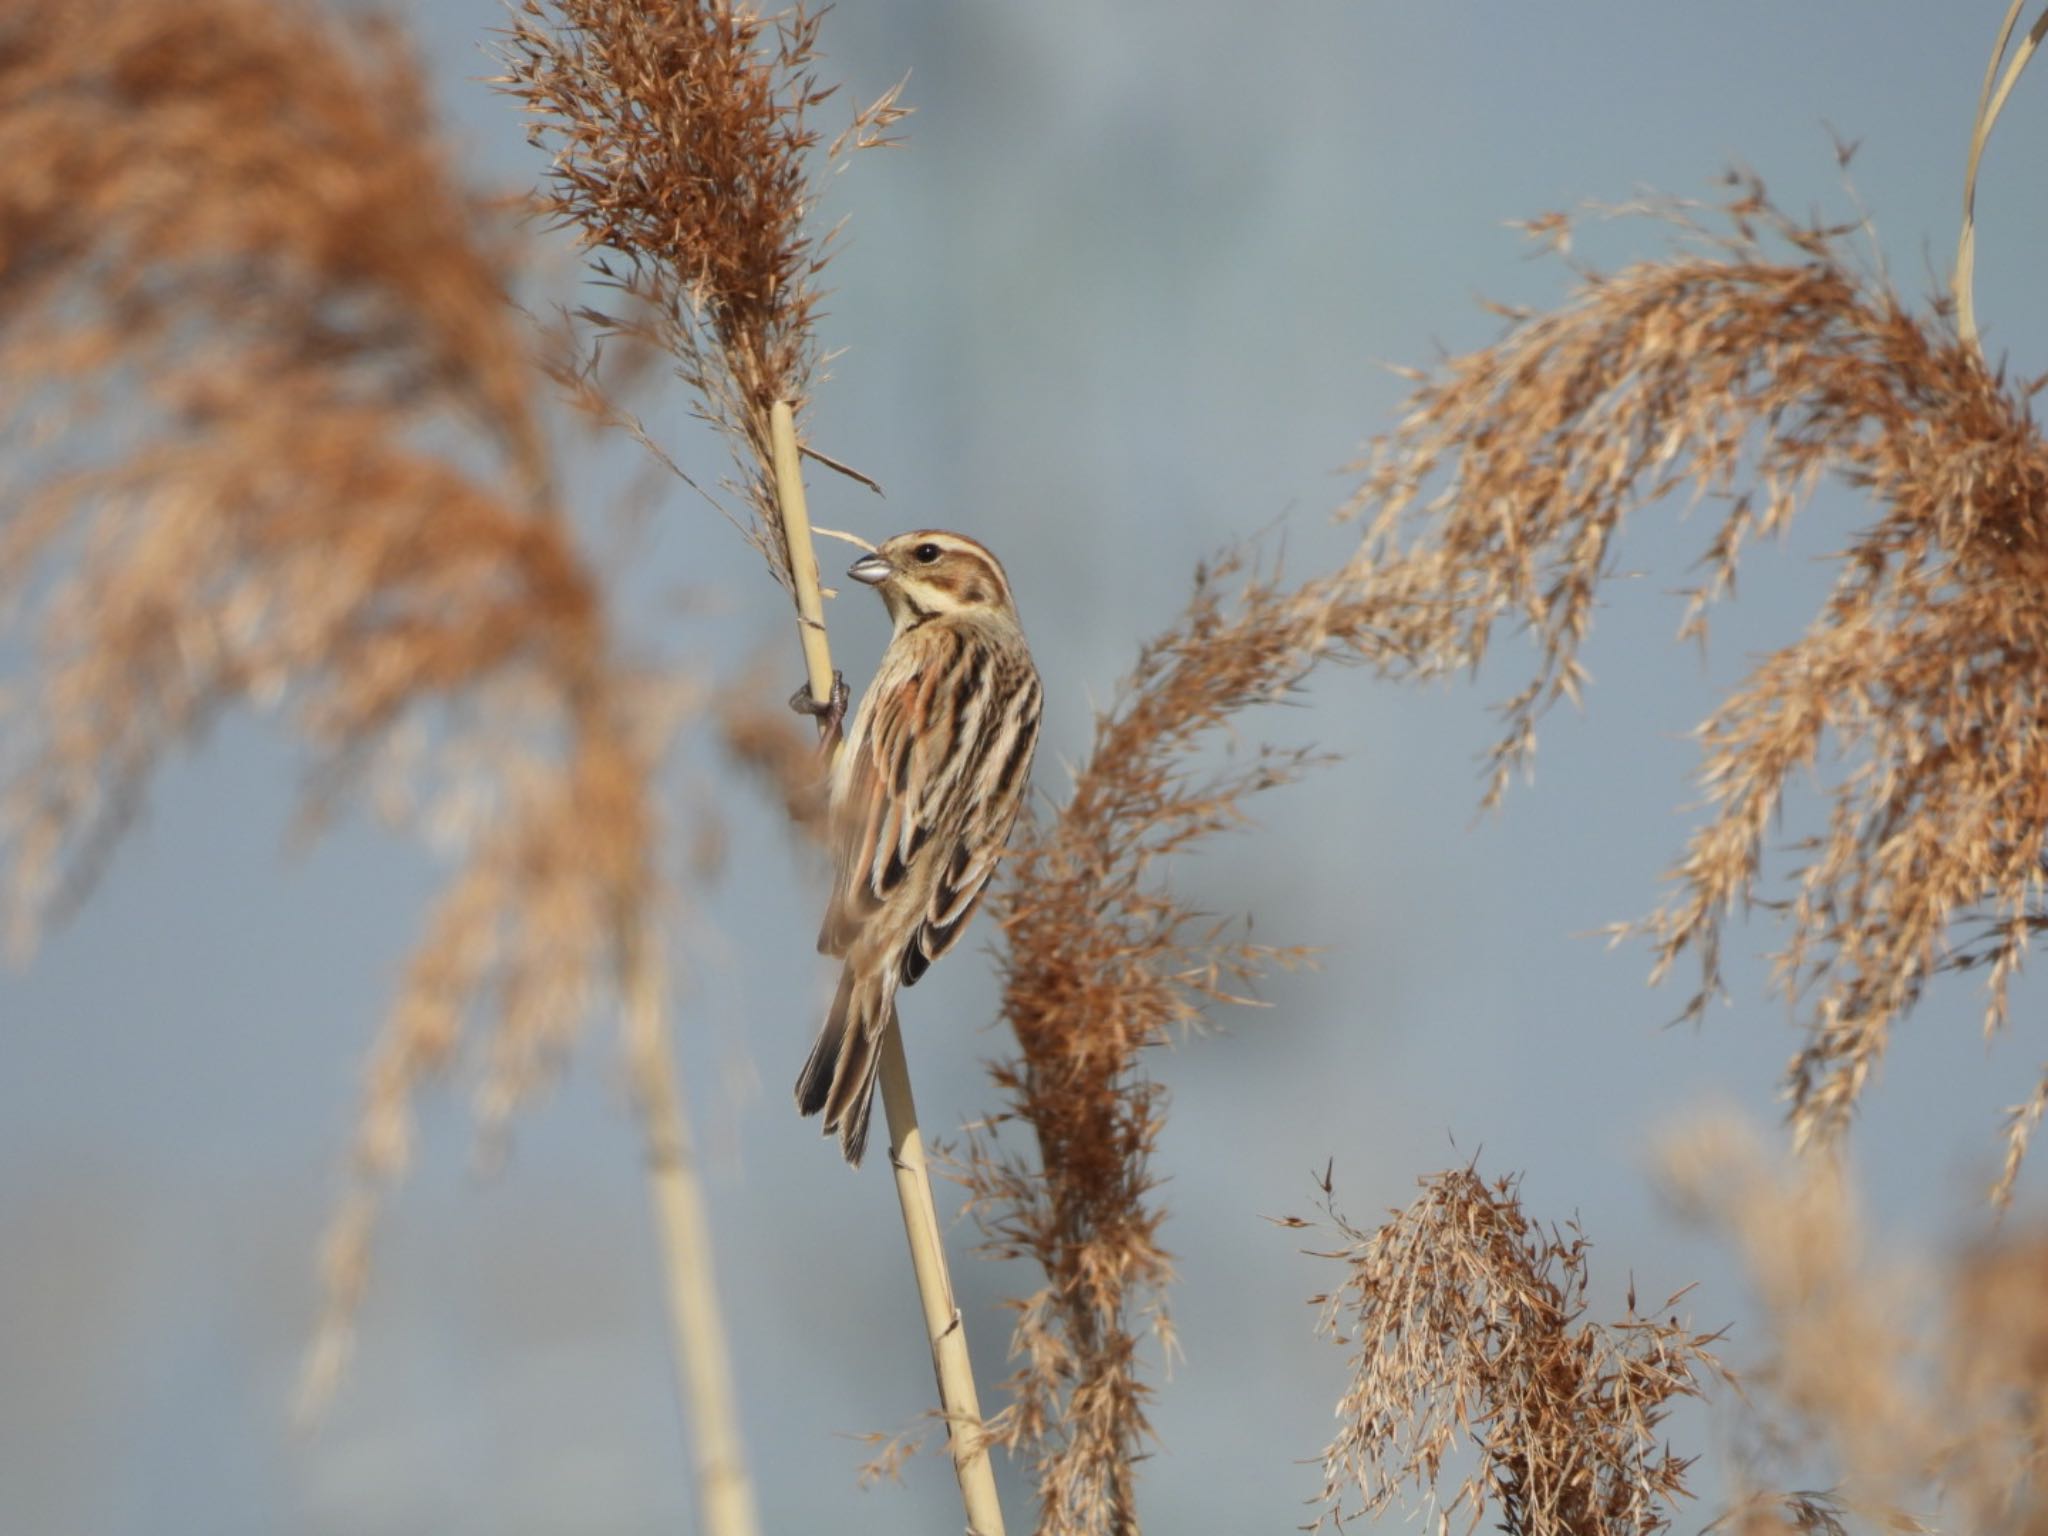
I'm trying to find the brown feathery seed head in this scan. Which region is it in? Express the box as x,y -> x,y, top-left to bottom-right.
1663,1113 -> 2048,1534
1341,173 -> 2048,1197
1301,1162 -> 1723,1536
498,0 -> 909,582
959,542 -> 1399,1533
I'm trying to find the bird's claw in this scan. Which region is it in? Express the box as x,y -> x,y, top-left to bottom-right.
789,671 -> 850,742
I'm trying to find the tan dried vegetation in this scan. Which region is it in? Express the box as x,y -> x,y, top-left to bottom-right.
1279,16 -> 2048,1528
1662,1116 -> 2048,1536
500,6 -> 1000,1531
1293,1164 -> 1722,1536
1296,1126 -> 2048,1536
1344,171 -> 2048,1198
957,547 -> 1410,1533
19,3 -> 2048,1536
500,0 -> 905,579
0,0 -> 682,1411
717,81 -> 2048,1536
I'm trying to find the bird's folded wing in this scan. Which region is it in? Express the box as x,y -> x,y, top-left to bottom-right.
902,661 -> 1042,984
818,655 -> 945,956
818,637 -> 1040,973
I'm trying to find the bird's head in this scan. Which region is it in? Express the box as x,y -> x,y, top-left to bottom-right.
847,530 -> 1018,630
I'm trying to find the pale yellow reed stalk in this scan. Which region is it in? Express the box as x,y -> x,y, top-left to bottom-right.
1956,1 -> 2048,348
769,400 -> 1008,1536
621,909 -> 761,1536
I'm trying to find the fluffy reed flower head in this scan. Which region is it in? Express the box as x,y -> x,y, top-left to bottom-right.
961,545 -> 1402,1534
500,0 -> 907,576
0,0 -> 545,925
1347,173 -> 2048,1197
1295,1163 -> 1722,1536
1663,1114 -> 2048,1534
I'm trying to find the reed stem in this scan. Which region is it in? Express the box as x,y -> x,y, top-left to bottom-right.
622,907 -> 762,1536
1957,1 -> 2046,349
769,399 -> 1008,1536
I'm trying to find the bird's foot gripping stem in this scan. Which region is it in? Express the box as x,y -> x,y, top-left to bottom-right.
789,670 -> 850,747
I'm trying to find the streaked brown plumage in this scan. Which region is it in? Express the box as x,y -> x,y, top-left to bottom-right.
796,530 -> 1042,1164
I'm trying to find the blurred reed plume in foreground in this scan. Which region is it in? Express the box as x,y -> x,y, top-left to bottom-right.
1663,1115 -> 2048,1535
0,0 -> 676,1409
1345,173 -> 2048,1197
1292,1164 -> 1721,1536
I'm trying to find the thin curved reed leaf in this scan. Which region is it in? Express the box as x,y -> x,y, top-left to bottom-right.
1956,1 -> 2048,349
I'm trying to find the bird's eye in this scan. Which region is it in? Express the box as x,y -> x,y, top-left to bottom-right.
913,542 -> 942,564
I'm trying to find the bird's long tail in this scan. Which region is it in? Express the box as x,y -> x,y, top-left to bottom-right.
795,962 -> 897,1166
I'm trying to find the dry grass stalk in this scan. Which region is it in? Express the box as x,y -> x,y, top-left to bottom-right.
1956,2 -> 2048,349
1662,1115 -> 2048,1534
499,0 -> 906,581
1293,1163 -> 1721,1536
0,5 -> 759,1527
623,908 -> 761,1536
1345,173 -> 2048,1196
963,547 -> 1399,1535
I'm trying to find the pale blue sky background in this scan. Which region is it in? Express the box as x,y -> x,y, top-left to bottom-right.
8,4 -> 2048,1533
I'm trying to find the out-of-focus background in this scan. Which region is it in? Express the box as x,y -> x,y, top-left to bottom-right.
6,4 -> 2047,1532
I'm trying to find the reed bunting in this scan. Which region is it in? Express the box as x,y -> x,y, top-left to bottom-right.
795,530 -> 1042,1165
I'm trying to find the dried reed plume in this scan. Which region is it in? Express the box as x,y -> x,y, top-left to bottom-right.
1292,1163 -> 1721,1536
1663,1115 -> 2048,1534
965,547 -> 1401,1534
0,0 -> 694,1436
500,0 -> 905,578
1345,172 -> 2048,1197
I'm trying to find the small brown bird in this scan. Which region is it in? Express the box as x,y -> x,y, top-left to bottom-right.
795,530 -> 1042,1165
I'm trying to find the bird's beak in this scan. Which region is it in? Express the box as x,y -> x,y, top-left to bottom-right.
847,554 -> 893,586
